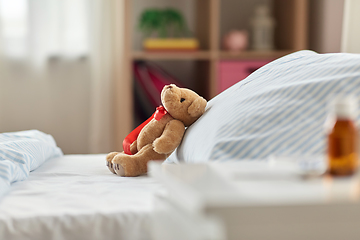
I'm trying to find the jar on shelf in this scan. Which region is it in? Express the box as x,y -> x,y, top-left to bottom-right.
250,4 -> 275,51
222,30 -> 249,52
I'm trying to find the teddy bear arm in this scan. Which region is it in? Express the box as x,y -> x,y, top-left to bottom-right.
153,120 -> 185,154
130,139 -> 138,155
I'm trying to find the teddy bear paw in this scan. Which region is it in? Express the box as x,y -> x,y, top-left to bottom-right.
112,153 -> 144,177
113,163 -> 126,176
106,152 -> 119,174
106,161 -> 116,174
153,138 -> 173,154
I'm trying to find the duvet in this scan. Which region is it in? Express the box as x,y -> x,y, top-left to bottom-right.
0,130 -> 63,199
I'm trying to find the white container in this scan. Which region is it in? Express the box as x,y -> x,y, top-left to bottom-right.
251,4 -> 275,50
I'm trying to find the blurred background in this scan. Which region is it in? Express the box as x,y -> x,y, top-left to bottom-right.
0,0 -> 347,154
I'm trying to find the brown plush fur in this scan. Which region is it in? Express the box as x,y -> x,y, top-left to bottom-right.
106,84 -> 207,177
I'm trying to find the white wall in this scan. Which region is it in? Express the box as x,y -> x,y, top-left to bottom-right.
309,0 -> 345,53
342,0 -> 360,53
0,60 -> 91,154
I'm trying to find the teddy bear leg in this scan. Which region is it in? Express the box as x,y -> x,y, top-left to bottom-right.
106,152 -> 120,174
112,144 -> 167,177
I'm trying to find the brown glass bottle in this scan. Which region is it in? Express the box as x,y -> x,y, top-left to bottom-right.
328,118 -> 358,176
327,96 -> 359,176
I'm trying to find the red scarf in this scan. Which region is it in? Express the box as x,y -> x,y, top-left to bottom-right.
123,106 -> 168,155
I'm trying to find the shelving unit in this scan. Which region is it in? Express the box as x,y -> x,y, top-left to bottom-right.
132,51 -> 213,60
118,0 -> 308,145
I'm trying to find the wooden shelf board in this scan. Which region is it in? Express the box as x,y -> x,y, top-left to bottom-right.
132,51 -> 213,60
219,50 -> 294,60
132,50 -> 295,61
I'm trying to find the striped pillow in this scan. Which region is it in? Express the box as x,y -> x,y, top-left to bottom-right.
166,50 -> 360,163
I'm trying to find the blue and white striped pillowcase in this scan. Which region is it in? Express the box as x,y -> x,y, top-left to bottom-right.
166,50 -> 360,163
0,130 -> 63,197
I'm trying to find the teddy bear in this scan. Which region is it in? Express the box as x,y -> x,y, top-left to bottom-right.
106,84 -> 207,177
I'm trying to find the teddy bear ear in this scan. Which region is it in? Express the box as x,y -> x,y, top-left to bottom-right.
188,97 -> 207,118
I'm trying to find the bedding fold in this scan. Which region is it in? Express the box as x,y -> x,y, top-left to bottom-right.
0,130 -> 63,198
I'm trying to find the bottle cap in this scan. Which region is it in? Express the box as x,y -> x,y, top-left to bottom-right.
332,95 -> 358,119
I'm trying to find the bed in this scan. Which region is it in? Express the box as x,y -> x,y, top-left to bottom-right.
1,50 -> 360,240
0,154 -> 164,240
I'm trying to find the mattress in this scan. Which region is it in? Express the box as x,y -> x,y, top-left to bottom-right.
0,154 -> 165,240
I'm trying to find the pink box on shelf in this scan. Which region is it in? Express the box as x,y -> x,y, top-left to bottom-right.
218,60 -> 270,93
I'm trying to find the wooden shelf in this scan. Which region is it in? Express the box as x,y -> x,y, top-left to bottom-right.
132,51 -> 213,60
132,50 -> 294,61
219,50 -> 294,60
117,0 -> 309,144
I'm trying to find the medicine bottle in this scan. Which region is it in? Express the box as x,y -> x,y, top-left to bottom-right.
328,96 -> 358,176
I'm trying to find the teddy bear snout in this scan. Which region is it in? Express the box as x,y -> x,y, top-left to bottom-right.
165,84 -> 177,90
162,84 -> 181,102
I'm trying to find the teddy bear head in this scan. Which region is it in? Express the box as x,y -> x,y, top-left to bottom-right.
161,84 -> 207,127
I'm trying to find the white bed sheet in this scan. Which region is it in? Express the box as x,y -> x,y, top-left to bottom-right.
0,154 -> 165,240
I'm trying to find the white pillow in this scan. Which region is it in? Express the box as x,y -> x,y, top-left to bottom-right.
166,50 -> 360,163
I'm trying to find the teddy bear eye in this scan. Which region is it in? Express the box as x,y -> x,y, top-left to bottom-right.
180,98 -> 185,103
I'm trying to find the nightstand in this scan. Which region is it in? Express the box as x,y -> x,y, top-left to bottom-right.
148,159 -> 360,240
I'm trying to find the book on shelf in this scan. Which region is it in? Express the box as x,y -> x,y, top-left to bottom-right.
133,61 -> 184,125
143,38 -> 199,51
